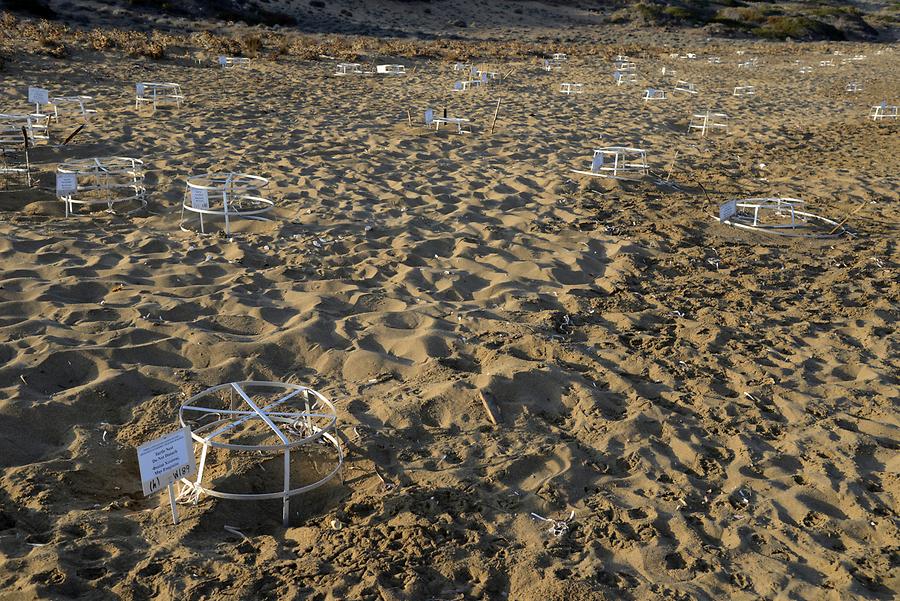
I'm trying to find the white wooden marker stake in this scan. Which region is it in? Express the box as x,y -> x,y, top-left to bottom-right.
137,427 -> 196,525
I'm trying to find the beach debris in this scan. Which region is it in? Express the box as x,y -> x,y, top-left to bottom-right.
224,525 -> 249,540
531,510 -> 575,537
479,391 -> 500,426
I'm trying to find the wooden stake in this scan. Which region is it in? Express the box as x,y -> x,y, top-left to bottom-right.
406,109 -> 412,127
828,200 -> 866,235
665,150 -> 679,181
479,391 -> 500,426
63,124 -> 85,146
489,98 -> 502,135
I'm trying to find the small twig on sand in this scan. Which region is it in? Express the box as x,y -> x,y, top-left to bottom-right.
489,99 -> 502,135
479,391 -> 500,426
829,200 -> 866,235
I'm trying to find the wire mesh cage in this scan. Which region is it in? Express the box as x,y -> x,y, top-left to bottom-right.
181,172 -> 275,234
643,88 -> 667,101
56,157 -> 147,217
733,85 -> 756,97
177,381 -> 344,526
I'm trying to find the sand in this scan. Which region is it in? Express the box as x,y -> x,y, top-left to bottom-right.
0,26 -> 898,601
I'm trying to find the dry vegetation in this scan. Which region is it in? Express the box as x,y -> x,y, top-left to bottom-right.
0,11 -> 669,64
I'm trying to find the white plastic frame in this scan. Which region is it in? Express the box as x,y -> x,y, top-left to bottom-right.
643,88 -> 667,101
733,85 -> 756,97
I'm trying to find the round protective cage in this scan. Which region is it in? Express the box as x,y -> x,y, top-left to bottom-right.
56,157 -> 146,217
181,172 -> 275,235
715,197 -> 847,239
178,381 -> 344,526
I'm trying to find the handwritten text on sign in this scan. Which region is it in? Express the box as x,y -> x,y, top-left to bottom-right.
56,173 -> 77,195
137,427 -> 196,496
28,87 -> 49,106
719,200 -> 737,222
190,187 -> 210,210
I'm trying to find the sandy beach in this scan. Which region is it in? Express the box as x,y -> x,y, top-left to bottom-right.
0,3 -> 898,600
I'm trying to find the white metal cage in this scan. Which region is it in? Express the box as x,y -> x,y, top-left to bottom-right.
572,147 -> 649,180
674,80 -> 698,95
845,82 -> 863,93
181,171 -> 275,234
56,156 -> 147,217
643,88 -> 667,101
688,110 -> 729,136
218,56 -> 251,69
177,381 -> 345,527
376,64 -> 406,75
135,82 -> 184,110
733,85 -> 756,97
870,103 -> 898,121
424,108 -> 470,134
0,113 -> 49,146
0,122 -> 31,191
335,63 -> 367,76
560,82 -> 584,95
715,197 -> 846,238
47,96 -> 96,122
614,71 -> 637,85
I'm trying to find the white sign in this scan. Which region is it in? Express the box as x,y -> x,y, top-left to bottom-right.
719,200 -> 738,222
190,187 -> 210,210
28,86 -> 49,105
56,173 -> 77,195
137,427 -> 196,497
